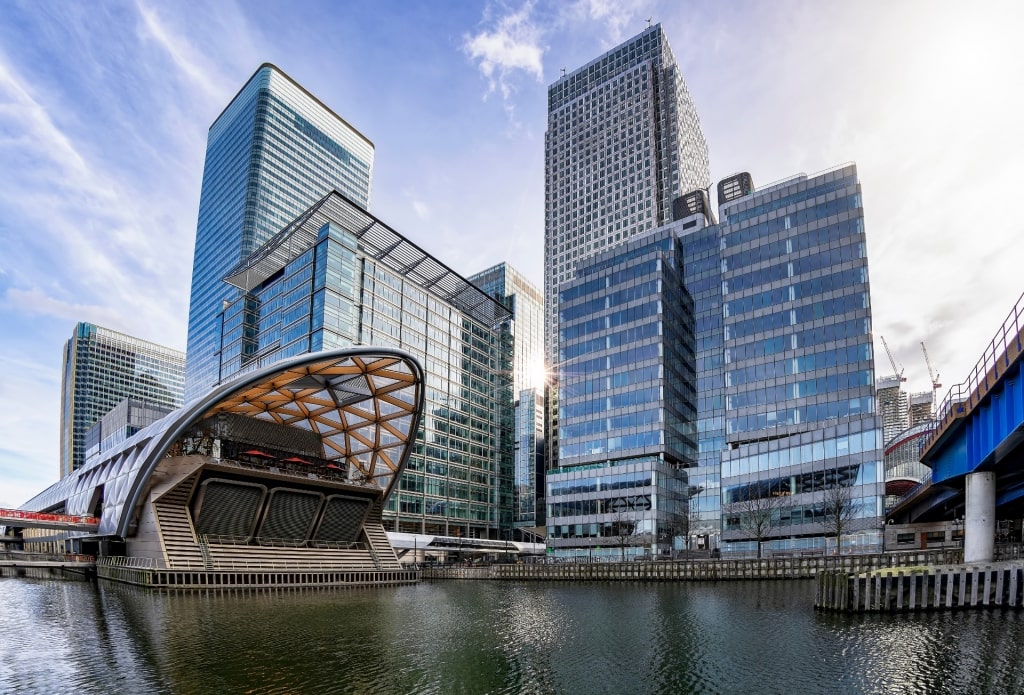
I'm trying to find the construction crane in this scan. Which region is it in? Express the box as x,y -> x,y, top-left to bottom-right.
921,341 -> 942,414
880,335 -> 906,382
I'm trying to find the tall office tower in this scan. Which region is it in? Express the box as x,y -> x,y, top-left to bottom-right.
218,191 -> 514,539
718,165 -> 884,555
544,24 -> 710,468
875,375 -> 909,445
547,223 -> 695,560
60,323 -> 185,477
185,64 -> 374,402
908,391 -> 933,426
469,263 -> 546,536
677,190 -> 726,551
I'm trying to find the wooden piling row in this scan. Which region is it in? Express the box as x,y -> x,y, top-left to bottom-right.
815,565 -> 1024,612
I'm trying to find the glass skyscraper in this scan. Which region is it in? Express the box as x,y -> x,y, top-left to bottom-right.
547,224 -> 695,559
60,322 -> 184,477
215,191 -> 515,539
717,164 -> 884,555
547,164 -> 884,556
544,24 -> 710,468
185,63 -> 374,402
468,263 -> 546,535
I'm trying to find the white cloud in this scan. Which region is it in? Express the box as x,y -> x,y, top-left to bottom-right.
565,0 -> 651,48
463,1 -> 546,119
4,288 -> 125,329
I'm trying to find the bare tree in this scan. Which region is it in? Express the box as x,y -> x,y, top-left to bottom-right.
729,488 -> 783,559
609,509 -> 636,562
822,482 -> 857,556
663,503 -> 702,559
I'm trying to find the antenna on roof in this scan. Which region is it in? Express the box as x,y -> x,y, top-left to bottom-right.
646,17 -> 653,28
561,67 -> 566,77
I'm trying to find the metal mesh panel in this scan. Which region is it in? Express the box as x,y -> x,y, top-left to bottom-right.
258,489 -> 323,542
314,495 -> 371,543
194,480 -> 265,540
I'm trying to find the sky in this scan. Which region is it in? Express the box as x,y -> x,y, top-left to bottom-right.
1,0 -> 1022,507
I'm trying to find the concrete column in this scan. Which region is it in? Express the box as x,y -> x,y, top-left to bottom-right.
964,471 -> 996,564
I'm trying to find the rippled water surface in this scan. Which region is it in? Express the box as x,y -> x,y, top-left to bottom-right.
3,575 -> 1024,694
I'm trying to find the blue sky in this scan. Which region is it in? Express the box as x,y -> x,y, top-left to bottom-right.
1,0 -> 1022,507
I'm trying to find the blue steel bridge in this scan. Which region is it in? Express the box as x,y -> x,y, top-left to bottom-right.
889,291 -> 1024,526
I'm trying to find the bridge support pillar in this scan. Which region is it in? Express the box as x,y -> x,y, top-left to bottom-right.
965,471 -> 995,564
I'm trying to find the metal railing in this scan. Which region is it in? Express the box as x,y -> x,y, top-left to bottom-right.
1,551 -> 95,564
96,554 -> 387,572
922,290 -> 1024,456
201,534 -> 366,550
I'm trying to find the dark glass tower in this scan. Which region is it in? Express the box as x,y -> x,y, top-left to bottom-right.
184,64 -> 374,401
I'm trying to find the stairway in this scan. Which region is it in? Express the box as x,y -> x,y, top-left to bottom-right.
361,503 -> 402,569
153,472 -> 204,569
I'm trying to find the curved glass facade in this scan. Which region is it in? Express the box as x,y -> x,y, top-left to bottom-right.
185,65 -> 374,402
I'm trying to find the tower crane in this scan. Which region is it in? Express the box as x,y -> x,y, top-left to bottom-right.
921,341 -> 941,414
880,335 -> 906,382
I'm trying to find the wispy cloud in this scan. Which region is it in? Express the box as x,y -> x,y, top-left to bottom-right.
462,1 -> 545,120
135,1 -> 234,100
563,0 -> 651,48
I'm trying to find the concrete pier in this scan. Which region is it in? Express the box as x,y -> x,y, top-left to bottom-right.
965,471 -> 996,563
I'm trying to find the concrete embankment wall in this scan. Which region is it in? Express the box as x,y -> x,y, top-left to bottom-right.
422,550 -> 961,582
816,564 -> 1024,612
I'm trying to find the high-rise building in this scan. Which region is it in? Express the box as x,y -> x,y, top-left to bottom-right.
876,375 -> 909,445
60,322 -> 184,477
908,391 -> 933,426
185,64 -> 374,402
718,165 -> 884,555
215,191 -> 514,538
544,24 -> 710,468
547,223 -> 695,560
468,263 -> 546,536
469,263 -> 545,397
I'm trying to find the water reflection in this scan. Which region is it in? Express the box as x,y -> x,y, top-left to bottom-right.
3,577 -> 1024,694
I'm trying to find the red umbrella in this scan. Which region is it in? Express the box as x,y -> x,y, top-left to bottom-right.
282,456 -> 313,465
241,450 -> 275,458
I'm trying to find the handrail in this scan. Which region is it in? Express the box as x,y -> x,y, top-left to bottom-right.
922,289 -> 1024,457
0,509 -> 99,525
1,551 -> 95,563
201,534 -> 366,550
96,555 -> 389,572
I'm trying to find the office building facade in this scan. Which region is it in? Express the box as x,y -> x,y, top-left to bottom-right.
185,63 -> 374,402
544,24 -> 710,469
468,263 -> 546,535
677,192 -> 727,551
717,165 -> 884,554
216,191 -> 514,538
546,225 -> 695,559
60,322 -> 184,477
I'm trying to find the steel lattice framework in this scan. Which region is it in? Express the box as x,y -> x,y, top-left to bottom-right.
18,347 -> 424,537
206,352 -> 420,492
223,190 -> 510,327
